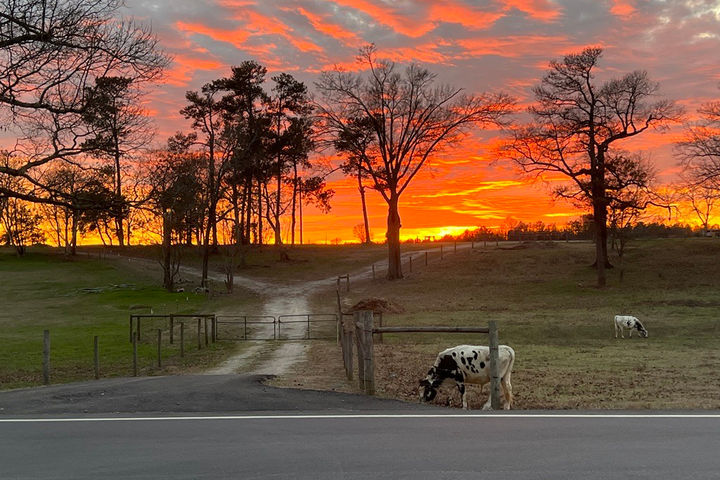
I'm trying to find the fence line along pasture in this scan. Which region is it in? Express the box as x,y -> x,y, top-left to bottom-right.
337,309 -> 503,410
369,242 -> 480,281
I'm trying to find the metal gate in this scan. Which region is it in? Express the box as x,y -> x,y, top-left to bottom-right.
215,314 -> 338,341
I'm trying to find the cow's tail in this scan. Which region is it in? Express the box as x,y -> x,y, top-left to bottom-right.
502,346 -> 515,408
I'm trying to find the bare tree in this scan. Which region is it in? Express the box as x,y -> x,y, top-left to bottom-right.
504,47 -> 682,287
680,180 -> 720,232
335,116 -> 376,245
678,96 -> 720,230
679,100 -> 720,182
147,135 -> 205,291
316,45 -> 514,279
0,0 -> 168,206
82,76 -> 153,246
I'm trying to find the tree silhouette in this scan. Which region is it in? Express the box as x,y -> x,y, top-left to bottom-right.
504,47 -> 682,287
0,0 -> 168,206
317,45 -> 514,279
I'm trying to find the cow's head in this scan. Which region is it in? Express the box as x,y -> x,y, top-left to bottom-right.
419,370 -> 440,402
636,321 -> 648,338
419,354 -> 461,403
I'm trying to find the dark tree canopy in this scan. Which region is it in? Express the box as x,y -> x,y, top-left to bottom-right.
0,0 -> 168,205
504,47 -> 682,286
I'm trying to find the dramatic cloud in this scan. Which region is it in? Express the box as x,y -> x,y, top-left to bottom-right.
121,0 -> 720,241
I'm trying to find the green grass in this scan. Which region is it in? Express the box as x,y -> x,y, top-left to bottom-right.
0,247 -> 259,389
318,238 -> 720,409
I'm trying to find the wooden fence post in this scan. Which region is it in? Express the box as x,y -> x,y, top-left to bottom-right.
169,315 -> 174,344
454,242 -> 457,253
180,322 -> 185,357
375,312 -> 383,344
204,317 -> 209,346
425,251 -> 428,266
129,316 -> 134,343
409,255 -> 412,272
488,320 -> 501,410
132,331 -> 138,377
354,312 -> 365,389
340,314 -> 354,381
197,318 -> 202,349
336,289 -> 343,345
440,245 -> 444,259
42,329 -> 50,385
94,336 -> 99,380
359,310 -> 375,395
157,329 -> 162,368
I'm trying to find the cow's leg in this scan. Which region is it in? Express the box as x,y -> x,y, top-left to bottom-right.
614,322 -> 619,338
628,328 -> 633,338
481,383 -> 493,410
501,375 -> 513,410
457,382 -> 468,410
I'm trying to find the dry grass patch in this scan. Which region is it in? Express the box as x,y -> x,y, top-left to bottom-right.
284,238 -> 720,410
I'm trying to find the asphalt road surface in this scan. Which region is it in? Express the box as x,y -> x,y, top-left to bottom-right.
2,376 -> 720,479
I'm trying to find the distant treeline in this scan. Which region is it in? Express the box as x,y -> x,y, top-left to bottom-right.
404,219 -> 704,244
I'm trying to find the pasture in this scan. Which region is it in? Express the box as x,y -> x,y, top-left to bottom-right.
0,247 -> 260,389
276,238 -> 720,409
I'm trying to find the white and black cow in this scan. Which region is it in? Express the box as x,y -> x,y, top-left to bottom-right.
419,344 -> 515,410
614,315 -> 648,338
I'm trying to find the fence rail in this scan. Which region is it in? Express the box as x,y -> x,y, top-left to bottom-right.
339,310 -> 503,410
215,314 -> 338,341
216,315 -> 277,341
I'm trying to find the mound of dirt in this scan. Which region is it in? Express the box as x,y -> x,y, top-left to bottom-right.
349,297 -> 405,314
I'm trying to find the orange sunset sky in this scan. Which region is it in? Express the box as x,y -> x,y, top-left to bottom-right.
123,0 -> 720,243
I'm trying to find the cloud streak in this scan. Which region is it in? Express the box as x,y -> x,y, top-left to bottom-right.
120,0 -> 720,242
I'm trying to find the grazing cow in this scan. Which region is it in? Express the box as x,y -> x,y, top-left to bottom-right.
614,315 -> 648,338
419,344 -> 515,410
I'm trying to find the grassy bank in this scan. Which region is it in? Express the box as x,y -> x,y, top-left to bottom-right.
279,238 -> 720,409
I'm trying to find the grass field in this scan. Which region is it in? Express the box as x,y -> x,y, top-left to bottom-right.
5,238 -> 720,410
275,238 -> 720,409
0,247 -> 262,389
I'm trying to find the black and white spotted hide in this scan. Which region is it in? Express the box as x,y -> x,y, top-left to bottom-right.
614,315 -> 648,338
419,344 -> 515,410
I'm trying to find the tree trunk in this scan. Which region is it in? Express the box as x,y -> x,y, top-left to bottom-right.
291,167 -> 298,245
299,186 -> 303,245
592,199 -> 607,288
201,229 -> 210,289
386,194 -> 403,280
70,211 -> 78,256
232,183 -> 241,246
162,211 -> 173,291
358,166 -> 371,244
257,180 -> 263,245
114,148 -> 125,247
244,179 -> 252,245
275,152 -> 282,245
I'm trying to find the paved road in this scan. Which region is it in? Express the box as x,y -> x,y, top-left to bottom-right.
0,375 -> 423,414
2,376 -> 720,479
3,413 -> 720,479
